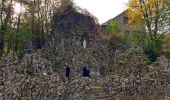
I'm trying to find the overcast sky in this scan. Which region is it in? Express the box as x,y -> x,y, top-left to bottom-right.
73,0 -> 129,24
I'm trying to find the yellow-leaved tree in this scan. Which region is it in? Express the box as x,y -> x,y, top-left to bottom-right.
128,0 -> 170,40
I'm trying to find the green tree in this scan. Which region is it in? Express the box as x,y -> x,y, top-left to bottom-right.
106,20 -> 119,34
0,0 -> 60,59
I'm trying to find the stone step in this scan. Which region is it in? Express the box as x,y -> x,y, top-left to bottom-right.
90,85 -> 112,100
87,97 -> 111,100
90,86 -> 105,92
96,98 -> 111,100
91,93 -> 110,98
90,86 -> 103,90
91,95 -> 110,99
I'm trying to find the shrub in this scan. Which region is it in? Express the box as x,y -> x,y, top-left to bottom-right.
142,37 -> 160,62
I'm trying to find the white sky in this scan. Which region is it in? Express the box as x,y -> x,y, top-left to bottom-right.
73,0 -> 129,24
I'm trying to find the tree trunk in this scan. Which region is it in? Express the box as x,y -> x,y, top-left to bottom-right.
15,0 -> 22,56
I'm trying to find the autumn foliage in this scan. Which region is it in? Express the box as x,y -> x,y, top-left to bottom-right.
128,0 -> 169,40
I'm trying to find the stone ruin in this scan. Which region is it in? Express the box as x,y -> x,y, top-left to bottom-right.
43,4 -> 110,77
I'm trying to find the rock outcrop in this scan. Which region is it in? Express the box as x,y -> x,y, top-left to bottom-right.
43,5 -> 110,77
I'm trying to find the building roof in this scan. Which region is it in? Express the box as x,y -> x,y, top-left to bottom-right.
102,10 -> 128,26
